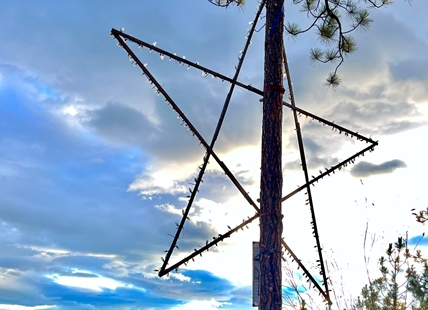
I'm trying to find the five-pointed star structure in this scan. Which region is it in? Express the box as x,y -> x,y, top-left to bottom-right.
111,3 -> 377,304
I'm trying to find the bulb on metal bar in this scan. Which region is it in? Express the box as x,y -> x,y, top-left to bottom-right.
120,27 -> 125,32
159,54 -> 164,60
202,71 -> 208,77
153,41 -> 157,46
138,44 -> 144,50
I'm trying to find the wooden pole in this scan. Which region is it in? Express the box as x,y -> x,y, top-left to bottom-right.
259,1 -> 284,309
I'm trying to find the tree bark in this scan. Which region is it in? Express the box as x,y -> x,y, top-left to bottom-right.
259,0 -> 284,309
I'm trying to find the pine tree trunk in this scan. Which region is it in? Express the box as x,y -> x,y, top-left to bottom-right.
259,0 -> 284,309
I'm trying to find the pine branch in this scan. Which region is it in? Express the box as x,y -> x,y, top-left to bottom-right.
285,0 -> 393,86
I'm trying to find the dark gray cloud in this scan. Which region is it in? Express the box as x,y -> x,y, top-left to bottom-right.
282,7 -> 428,120
381,120 -> 426,135
0,0 -> 265,171
84,67 -> 263,166
284,121 -> 348,171
0,0 -> 262,107
389,58 -> 428,81
284,156 -> 340,172
87,101 -> 156,145
350,159 -> 407,177
190,169 -> 256,204
325,101 -> 424,136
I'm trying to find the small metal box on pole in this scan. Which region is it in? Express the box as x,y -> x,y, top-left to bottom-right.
253,242 -> 260,307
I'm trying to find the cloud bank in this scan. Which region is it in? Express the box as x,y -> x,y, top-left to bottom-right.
350,159 -> 407,177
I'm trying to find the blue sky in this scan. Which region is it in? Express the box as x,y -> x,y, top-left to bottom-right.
1,0 -> 428,309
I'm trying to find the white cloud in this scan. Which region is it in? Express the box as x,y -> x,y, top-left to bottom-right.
170,273 -> 191,282
189,197 -> 254,231
170,298 -> 231,310
155,203 -> 182,216
102,260 -> 129,277
128,164 -> 194,196
0,305 -> 56,310
103,260 -> 126,269
0,268 -> 32,292
46,270 -> 127,292
62,105 -> 78,116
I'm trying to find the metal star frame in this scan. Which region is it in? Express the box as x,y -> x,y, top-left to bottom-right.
111,2 -> 377,305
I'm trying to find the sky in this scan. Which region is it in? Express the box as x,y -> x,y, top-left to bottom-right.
0,0 -> 427,309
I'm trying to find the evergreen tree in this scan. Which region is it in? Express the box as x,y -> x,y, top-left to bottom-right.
356,237 -> 428,310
